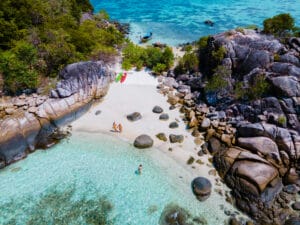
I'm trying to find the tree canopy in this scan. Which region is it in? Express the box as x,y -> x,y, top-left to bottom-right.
0,0 -> 125,94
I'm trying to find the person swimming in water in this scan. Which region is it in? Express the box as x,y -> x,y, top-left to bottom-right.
137,164 -> 143,175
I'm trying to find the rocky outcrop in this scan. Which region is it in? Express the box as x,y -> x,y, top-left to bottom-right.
0,61 -> 113,168
157,29 -> 300,225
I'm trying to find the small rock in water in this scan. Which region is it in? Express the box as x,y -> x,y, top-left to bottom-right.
95,110 -> 101,115
152,106 -> 163,113
169,122 -> 179,128
127,112 -> 142,121
159,113 -> 169,121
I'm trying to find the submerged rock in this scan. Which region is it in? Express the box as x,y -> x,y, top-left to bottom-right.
159,203 -> 207,225
133,135 -> 154,149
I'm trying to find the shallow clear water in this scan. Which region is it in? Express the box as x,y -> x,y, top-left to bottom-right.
0,132 -> 233,225
91,0 -> 300,45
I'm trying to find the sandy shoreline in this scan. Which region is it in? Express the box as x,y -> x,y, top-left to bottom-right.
71,65 -> 245,219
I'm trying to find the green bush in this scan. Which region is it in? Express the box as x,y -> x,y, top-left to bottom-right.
211,46 -> 226,63
197,36 -> 209,50
235,27 -> 245,34
174,51 -> 199,75
153,63 -> 166,75
277,115 -> 287,127
205,65 -> 231,92
0,51 -> 38,94
263,13 -> 295,36
122,42 -> 174,72
234,74 -> 270,100
0,0 -> 125,94
273,53 -> 280,62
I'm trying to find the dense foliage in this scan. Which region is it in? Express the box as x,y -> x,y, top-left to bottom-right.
263,13 -> 299,37
174,47 -> 199,75
122,42 -> 174,74
0,0 -> 125,94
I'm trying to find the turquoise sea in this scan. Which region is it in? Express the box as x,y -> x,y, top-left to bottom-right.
0,132 -> 235,225
91,0 -> 300,45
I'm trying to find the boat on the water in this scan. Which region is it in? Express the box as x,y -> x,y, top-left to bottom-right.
140,32 -> 152,43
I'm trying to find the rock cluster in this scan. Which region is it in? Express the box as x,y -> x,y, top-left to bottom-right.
0,61 -> 113,168
158,30 -> 300,224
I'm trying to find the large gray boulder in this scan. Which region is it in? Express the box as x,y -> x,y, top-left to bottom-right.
133,135 -> 154,149
0,61 -> 113,167
237,137 -> 282,166
191,177 -> 212,201
270,76 -> 300,97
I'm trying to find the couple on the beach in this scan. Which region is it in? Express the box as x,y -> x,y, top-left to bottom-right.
112,122 -> 123,132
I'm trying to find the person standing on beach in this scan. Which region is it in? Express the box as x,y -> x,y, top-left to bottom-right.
112,122 -> 118,132
118,123 -> 123,133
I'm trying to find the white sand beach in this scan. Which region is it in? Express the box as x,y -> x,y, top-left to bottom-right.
71,65 -> 243,218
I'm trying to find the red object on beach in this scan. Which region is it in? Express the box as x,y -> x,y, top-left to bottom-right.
120,72 -> 127,83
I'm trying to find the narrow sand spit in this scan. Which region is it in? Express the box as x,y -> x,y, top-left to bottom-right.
71,66 -> 244,218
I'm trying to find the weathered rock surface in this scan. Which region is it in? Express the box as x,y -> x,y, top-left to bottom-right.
133,135 -> 154,149
0,61 -> 113,167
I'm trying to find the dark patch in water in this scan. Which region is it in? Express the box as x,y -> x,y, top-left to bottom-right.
0,184 -> 114,225
159,203 -> 207,225
147,205 -> 158,215
10,167 -> 21,172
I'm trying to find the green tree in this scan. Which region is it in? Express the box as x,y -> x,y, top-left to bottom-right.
263,13 -> 295,36
0,51 -> 38,94
205,65 -> 231,92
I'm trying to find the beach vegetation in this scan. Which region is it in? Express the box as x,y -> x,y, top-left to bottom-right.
174,51 -> 199,75
205,65 -> 231,92
244,24 -> 258,30
235,27 -> 245,34
122,43 -> 174,73
197,36 -> 209,50
263,13 -> 295,36
277,115 -> 287,127
211,46 -> 226,63
234,74 -> 270,100
273,53 -> 280,62
0,0 -> 125,94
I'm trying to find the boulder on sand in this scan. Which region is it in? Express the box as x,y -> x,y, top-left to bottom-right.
134,135 -> 154,149
191,177 -> 212,201
127,112 -> 142,121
